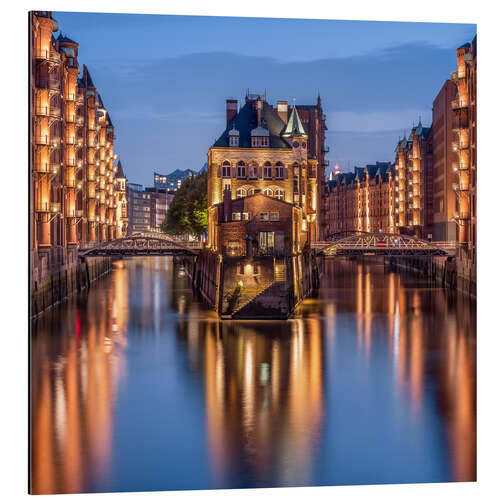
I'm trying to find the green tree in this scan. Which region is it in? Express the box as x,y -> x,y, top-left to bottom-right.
161,171 -> 208,237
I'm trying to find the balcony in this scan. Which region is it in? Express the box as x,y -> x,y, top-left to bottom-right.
65,136 -> 76,145
451,71 -> 466,82
451,98 -> 468,110
65,177 -> 76,188
34,162 -> 49,174
49,107 -> 61,118
75,209 -> 84,218
453,162 -> 469,172
454,211 -> 470,220
50,202 -> 61,213
35,135 -> 50,145
35,106 -> 49,117
452,115 -> 469,131
87,190 -> 96,199
452,182 -> 469,193
66,93 -> 76,101
35,49 -> 61,64
66,114 -> 76,124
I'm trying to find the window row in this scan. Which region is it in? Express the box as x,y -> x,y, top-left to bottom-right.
220,161 -> 285,179
231,211 -> 280,222
236,187 -> 284,200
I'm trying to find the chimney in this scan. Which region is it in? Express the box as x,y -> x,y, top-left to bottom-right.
277,100 -> 288,123
256,98 -> 262,127
226,99 -> 238,126
223,186 -> 232,222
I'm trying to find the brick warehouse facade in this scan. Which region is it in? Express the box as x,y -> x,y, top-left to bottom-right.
30,11 -> 126,287
394,121 -> 433,238
324,162 -> 396,236
207,92 -> 327,256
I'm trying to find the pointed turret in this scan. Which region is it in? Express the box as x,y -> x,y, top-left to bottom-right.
282,102 -> 307,137
116,159 -> 126,179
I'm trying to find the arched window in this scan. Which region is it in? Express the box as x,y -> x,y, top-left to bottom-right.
247,188 -> 255,196
263,188 -> 273,197
275,189 -> 284,200
237,161 -> 246,178
236,188 -> 247,198
264,161 -> 272,179
275,162 -> 284,179
222,161 -> 231,178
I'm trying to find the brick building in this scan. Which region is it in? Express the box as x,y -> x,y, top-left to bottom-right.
432,80 -> 458,242
451,37 -> 476,249
394,121 -> 433,237
323,162 -> 396,236
31,11 -> 123,282
207,92 -> 327,256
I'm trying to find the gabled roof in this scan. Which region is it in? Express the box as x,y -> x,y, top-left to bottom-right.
82,65 -> 95,88
214,191 -> 295,208
57,32 -> 77,44
213,100 -> 290,149
282,104 -> 307,137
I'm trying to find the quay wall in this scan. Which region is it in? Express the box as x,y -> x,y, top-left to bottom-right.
31,247 -> 113,318
185,249 -> 322,319
388,252 -> 476,299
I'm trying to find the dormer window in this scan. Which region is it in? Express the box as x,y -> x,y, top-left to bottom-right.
228,126 -> 239,147
251,126 -> 270,148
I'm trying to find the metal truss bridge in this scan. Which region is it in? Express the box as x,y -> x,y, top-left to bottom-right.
312,232 -> 455,257
79,232 -> 202,258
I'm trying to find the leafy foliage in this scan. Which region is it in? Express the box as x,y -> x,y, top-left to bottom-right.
161,171 -> 208,237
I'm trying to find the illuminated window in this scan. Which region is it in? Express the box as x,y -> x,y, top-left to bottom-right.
237,161 -> 246,178
242,212 -> 250,220
264,162 -> 272,179
222,161 -> 231,177
275,189 -> 284,200
270,212 -> 279,221
263,188 -> 273,197
260,212 -> 269,221
232,212 -> 241,221
275,162 -> 284,179
236,188 -> 247,198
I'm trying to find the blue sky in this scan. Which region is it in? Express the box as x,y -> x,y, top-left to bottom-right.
53,12 -> 476,185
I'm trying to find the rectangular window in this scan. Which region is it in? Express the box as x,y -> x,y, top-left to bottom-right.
260,212 -> 269,221
242,212 -> 250,220
232,212 -> 241,221
264,166 -> 272,179
270,212 -> 279,221
222,166 -> 231,177
275,166 -> 284,179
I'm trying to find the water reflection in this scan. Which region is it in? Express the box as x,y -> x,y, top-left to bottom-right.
30,256 -> 476,494
174,318 -> 324,488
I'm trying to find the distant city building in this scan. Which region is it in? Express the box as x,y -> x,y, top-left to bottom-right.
206,92 -> 327,256
324,162 -> 396,236
145,187 -> 168,232
115,160 -> 128,237
127,184 -> 151,234
154,169 -> 197,191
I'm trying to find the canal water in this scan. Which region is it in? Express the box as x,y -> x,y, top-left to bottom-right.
30,257 -> 476,494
